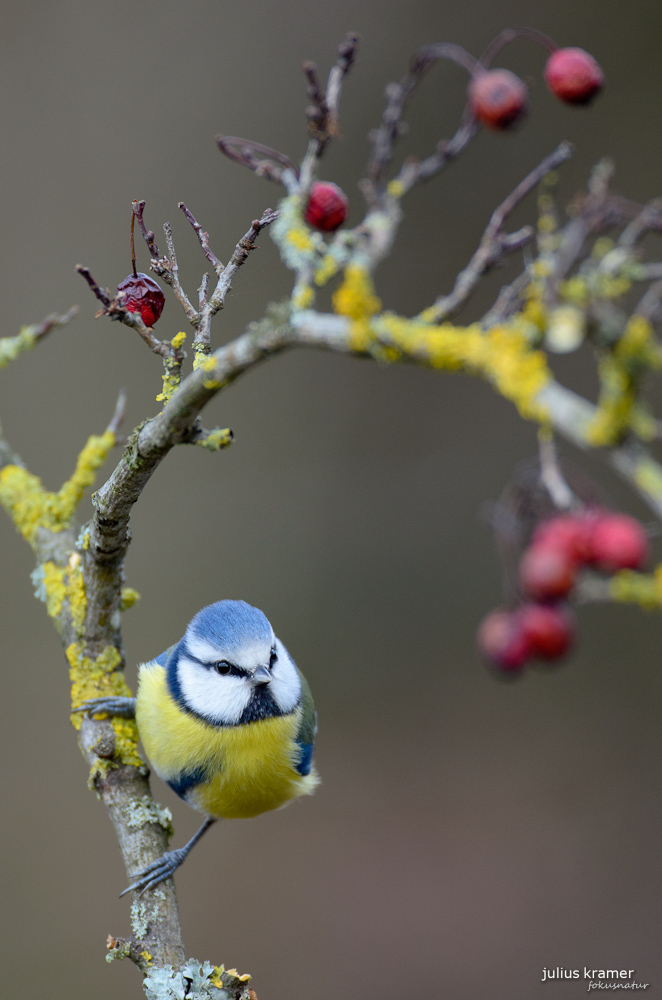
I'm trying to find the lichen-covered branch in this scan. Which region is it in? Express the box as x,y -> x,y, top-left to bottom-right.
4,29 -> 662,1000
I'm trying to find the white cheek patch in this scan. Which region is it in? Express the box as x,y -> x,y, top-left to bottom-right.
177,657 -> 252,725
270,639 -> 302,714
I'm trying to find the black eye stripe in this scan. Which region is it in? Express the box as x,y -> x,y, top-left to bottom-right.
213,660 -> 245,677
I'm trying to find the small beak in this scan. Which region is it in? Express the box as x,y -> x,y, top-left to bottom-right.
251,664 -> 272,687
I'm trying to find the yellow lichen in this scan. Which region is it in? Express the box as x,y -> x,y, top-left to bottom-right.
287,227 -> 315,253
387,179 -> 405,199
374,315 -> 551,422
171,331 -> 187,350
195,428 -> 233,451
119,587 -> 141,610
68,641 -> 144,770
40,561 -> 67,618
592,236 -> 614,260
560,275 -> 589,308
32,556 -> 87,633
333,265 -> 382,352
193,347 -> 211,371
0,429 -> 115,548
314,253 -> 340,287
291,282 -> 315,311
67,556 -> 87,636
587,315 -> 661,446
609,566 -> 662,610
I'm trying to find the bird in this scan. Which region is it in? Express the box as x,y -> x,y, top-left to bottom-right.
76,599 -> 318,895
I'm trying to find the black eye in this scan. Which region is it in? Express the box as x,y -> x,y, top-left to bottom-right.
214,661 -> 232,676
269,648 -> 278,669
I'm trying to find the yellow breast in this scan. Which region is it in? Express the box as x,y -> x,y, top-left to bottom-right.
136,661 -> 319,820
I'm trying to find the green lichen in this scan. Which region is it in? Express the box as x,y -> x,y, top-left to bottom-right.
142,960 -> 250,1000
0,327 -> 37,367
270,194 -> 326,272
131,898 -> 150,940
106,939 -> 132,964
124,795 -> 173,838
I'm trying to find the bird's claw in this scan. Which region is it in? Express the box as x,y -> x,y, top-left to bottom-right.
72,696 -> 137,719
120,849 -> 187,897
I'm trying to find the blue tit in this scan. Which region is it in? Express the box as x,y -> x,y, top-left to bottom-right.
77,599 -> 318,895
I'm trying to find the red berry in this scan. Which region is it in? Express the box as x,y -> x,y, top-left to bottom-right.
532,512 -> 596,565
468,69 -> 528,130
116,272 -> 165,327
520,544 -> 576,601
477,608 -> 530,674
544,47 -> 604,105
304,182 -> 348,232
588,513 -> 649,572
519,603 -> 575,660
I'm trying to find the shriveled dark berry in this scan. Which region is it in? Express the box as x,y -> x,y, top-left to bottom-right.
116,273 -> 165,327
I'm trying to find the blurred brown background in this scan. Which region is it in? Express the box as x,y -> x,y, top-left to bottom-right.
1,1 -> 662,998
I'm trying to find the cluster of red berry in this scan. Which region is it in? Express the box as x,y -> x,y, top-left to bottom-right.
478,510 -> 649,676
470,47 -> 603,130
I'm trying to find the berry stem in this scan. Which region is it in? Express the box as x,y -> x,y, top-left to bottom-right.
410,42 -> 483,81
480,27 -> 558,69
130,210 -> 137,278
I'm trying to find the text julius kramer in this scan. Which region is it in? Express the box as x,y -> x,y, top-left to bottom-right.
542,969 -> 649,990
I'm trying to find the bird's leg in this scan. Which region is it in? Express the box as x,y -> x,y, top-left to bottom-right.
72,696 -> 137,718
120,816 -> 218,896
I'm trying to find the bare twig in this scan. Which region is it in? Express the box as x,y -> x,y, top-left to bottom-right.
538,434 -> 575,510
133,199 -> 163,262
365,41 -> 481,200
75,265 -> 111,307
179,203 -> 223,273
108,388 -> 127,438
618,198 -> 662,248
207,208 -> 279,315
425,142 -> 572,322
31,305 -> 80,340
635,279 -> 662,322
163,221 -> 199,326
198,272 -> 210,311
